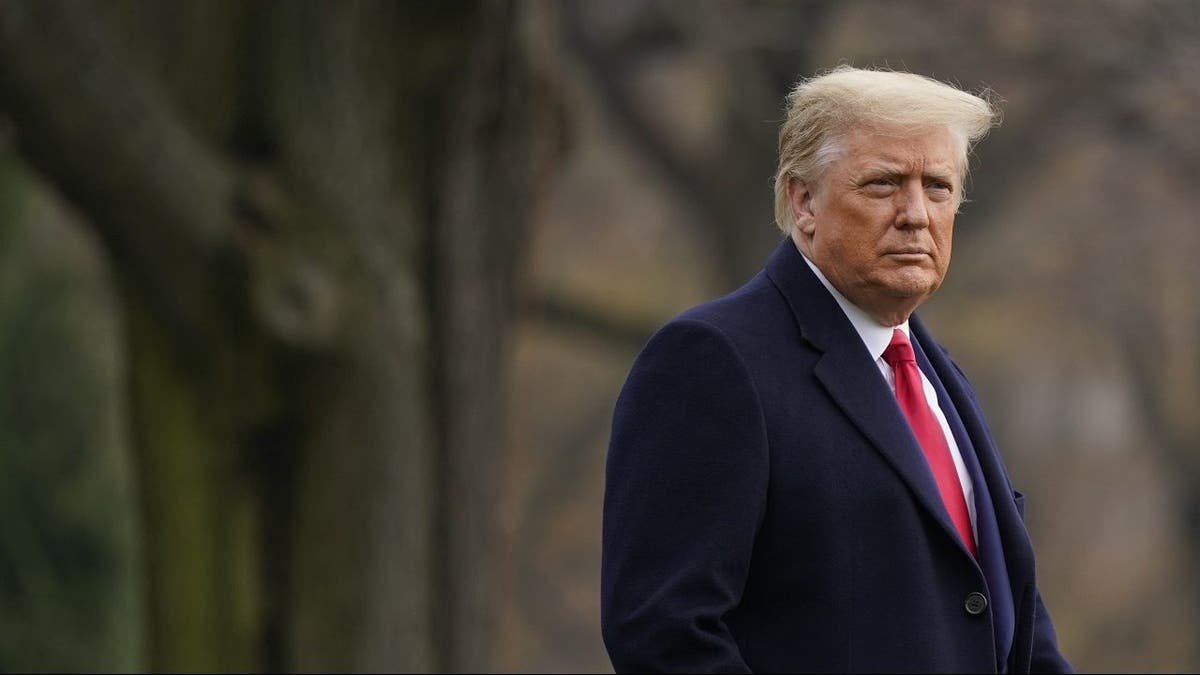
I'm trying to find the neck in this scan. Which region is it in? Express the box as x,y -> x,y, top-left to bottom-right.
863,302 -> 917,328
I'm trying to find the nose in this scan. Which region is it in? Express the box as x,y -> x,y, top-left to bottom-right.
894,180 -> 930,230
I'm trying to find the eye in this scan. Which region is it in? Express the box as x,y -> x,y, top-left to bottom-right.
926,181 -> 954,201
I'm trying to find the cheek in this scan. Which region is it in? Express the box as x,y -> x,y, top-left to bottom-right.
934,218 -> 955,249
823,228 -> 867,262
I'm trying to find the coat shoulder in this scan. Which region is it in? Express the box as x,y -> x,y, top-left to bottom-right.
670,271 -> 791,343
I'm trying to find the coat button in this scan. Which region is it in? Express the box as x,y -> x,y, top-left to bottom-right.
964,591 -> 988,615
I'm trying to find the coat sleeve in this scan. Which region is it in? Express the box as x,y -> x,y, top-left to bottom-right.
601,318 -> 768,674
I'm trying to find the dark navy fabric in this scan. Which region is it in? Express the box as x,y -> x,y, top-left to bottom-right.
601,238 -> 1073,673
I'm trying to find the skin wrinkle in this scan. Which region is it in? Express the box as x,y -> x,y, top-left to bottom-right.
788,125 -> 960,327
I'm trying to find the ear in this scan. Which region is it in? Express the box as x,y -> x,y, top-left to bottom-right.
787,176 -> 817,236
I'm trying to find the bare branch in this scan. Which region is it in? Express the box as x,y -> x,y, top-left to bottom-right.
525,292 -> 657,353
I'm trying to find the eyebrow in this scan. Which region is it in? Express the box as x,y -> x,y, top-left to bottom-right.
858,162 -> 958,183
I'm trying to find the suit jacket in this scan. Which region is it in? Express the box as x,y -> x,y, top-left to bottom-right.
601,239 -> 1073,673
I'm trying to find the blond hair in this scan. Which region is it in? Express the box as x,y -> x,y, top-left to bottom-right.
772,66 -> 1000,231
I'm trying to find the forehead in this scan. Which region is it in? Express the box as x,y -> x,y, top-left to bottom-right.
838,125 -> 964,177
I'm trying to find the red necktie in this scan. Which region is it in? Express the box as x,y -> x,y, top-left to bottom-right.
882,329 -> 977,556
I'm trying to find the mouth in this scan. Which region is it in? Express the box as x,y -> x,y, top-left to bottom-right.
884,249 -> 930,260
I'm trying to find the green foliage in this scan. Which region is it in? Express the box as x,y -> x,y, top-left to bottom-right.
0,150 -> 143,672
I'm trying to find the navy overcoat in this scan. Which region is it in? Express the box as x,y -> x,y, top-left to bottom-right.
601,239 -> 1073,673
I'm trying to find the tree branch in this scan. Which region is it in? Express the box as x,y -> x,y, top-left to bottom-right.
525,292 -> 658,353
0,0 -> 236,335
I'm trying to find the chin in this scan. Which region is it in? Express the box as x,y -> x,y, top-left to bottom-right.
876,269 -> 935,293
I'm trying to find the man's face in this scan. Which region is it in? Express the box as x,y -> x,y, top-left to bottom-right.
789,125 -> 962,326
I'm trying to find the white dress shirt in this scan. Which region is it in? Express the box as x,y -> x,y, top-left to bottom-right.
800,250 -> 978,541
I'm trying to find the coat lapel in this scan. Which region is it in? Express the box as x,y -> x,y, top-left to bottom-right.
764,240 -> 969,556
911,322 -> 1016,669
912,315 -> 1036,583
913,317 -> 1039,672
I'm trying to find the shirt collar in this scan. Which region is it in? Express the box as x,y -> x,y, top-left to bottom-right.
798,244 -> 909,362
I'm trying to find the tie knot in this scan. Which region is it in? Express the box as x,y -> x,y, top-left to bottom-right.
882,329 -> 915,366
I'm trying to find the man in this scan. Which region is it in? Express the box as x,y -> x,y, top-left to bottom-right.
600,66 -> 1074,673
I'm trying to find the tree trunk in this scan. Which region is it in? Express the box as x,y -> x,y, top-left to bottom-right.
0,0 -> 543,670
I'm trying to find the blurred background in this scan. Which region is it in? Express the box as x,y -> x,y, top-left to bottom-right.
1,0 -> 1198,672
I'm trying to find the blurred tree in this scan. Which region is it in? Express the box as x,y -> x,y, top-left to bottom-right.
0,0 -> 556,671
562,0 -> 809,290
0,148 -> 141,672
